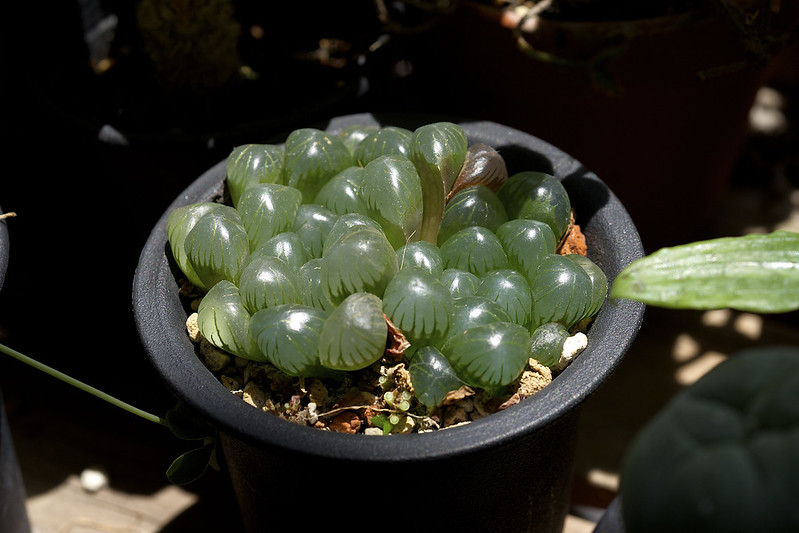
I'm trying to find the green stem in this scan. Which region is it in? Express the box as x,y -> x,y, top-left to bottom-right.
0,342 -> 169,427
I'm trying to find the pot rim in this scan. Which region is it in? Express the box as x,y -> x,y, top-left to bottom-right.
133,112 -> 645,462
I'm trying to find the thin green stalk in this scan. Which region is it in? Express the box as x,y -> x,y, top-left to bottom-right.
0,342 -> 169,427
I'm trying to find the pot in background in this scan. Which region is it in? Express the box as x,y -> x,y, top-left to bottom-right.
0,205 -> 32,533
133,113 -> 646,533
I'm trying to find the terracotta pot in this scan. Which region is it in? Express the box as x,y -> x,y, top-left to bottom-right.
133,113 -> 645,533
403,1 -> 795,250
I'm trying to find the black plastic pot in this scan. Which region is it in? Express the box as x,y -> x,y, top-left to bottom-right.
133,113 -> 646,533
0,205 -> 32,533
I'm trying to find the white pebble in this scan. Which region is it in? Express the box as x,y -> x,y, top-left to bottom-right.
80,467 -> 109,493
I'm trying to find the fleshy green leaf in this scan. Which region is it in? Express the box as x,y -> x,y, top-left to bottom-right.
437,185 -> 508,245
610,231 -> 799,313
238,254 -> 301,314
408,345 -> 464,409
442,321 -> 532,390
497,171 -> 571,242
250,304 -> 338,377
225,144 -> 285,207
184,207 -> 250,290
283,128 -> 353,202
197,280 -> 263,361
236,183 -> 303,251
167,202 -> 228,289
382,266 -> 453,346
360,154 -> 424,250
409,122 -> 468,244
318,292 -> 388,371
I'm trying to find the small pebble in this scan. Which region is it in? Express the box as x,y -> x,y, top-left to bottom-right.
80,467 -> 109,493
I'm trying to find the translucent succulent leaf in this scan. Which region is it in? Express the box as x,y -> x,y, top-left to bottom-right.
184,207 -> 250,290
318,292 -> 388,371
448,296 -> 513,340
322,213 -> 384,254
225,144 -> 284,206
448,143 -> 508,200
530,254 -> 593,329
610,231 -> 799,313
292,204 -> 339,259
441,269 -> 482,298
496,218 -> 557,282
408,345 -> 464,409
477,269 -> 533,328
530,322 -> 570,367
236,183 -> 303,251
497,171 -> 572,241
238,254 -> 301,314
382,266 -> 453,346
396,240 -> 444,277
297,258 -> 336,312
409,122 -> 468,243
283,128 -> 353,202
437,185 -> 508,245
321,226 -> 398,304
167,202 -> 229,289
313,166 -> 367,216
360,154 -> 424,250
337,124 -> 379,154
566,254 -> 608,318
197,280 -> 263,361
353,126 -> 412,165
250,304 -> 338,377
251,232 -> 309,273
441,321 -> 532,391
439,226 -> 509,277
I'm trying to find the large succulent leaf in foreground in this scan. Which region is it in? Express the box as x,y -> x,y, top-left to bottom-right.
611,231 -> 799,313
620,346 -> 799,532
408,345 -> 464,409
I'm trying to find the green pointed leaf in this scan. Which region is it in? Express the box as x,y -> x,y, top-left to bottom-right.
166,443 -> 215,485
610,231 -> 799,313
